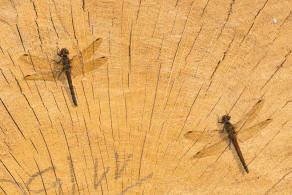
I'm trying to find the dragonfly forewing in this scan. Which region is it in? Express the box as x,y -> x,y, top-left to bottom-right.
234,99 -> 265,131
24,71 -> 57,81
19,54 -> 56,70
184,131 -> 203,141
184,130 -> 223,142
71,38 -> 103,64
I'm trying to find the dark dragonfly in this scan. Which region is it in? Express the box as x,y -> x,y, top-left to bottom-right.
19,38 -> 107,106
184,99 -> 272,173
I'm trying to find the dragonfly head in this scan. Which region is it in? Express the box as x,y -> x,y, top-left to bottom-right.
58,48 -> 69,57
221,115 -> 231,123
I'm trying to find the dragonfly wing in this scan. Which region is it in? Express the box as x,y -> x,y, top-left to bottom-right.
237,118 -> 272,142
184,131 -> 203,140
24,67 -> 65,81
192,138 -> 229,159
18,54 -> 56,70
71,56 -> 107,77
184,130 -> 220,142
24,71 -> 57,81
234,99 -> 265,131
71,38 -> 103,65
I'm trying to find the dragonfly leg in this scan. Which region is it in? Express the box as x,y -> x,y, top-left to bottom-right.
214,128 -> 224,133
53,59 -> 62,64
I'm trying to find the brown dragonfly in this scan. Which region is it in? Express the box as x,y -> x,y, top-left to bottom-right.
19,38 -> 107,106
184,99 -> 272,173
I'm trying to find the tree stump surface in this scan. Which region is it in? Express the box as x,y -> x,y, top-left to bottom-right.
0,0 -> 292,194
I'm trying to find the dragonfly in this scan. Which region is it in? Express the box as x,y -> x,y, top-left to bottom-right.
19,38 -> 107,106
184,99 -> 272,173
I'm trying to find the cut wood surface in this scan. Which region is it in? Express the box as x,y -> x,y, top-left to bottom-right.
0,0 -> 292,194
